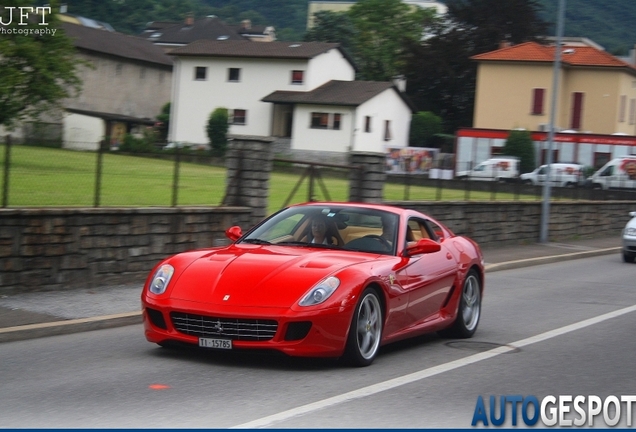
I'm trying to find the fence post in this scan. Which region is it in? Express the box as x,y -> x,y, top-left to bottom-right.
94,140 -> 105,207
172,145 -> 181,207
2,135 -> 12,208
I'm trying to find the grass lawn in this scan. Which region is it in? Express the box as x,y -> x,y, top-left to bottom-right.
0,145 -> 541,214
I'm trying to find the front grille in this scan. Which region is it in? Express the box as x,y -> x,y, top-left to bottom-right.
170,312 -> 278,341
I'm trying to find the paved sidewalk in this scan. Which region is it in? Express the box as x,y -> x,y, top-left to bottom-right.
0,236 -> 622,343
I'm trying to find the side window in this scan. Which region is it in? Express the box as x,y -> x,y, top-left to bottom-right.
425,220 -> 445,242
406,219 -> 431,249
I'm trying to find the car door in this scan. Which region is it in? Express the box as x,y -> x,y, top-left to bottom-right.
401,218 -> 457,326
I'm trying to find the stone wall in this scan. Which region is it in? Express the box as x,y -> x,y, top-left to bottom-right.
0,207 -> 251,294
385,200 -> 632,246
0,201 -> 630,295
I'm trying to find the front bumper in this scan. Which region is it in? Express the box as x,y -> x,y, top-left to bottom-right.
142,296 -> 354,358
623,235 -> 636,256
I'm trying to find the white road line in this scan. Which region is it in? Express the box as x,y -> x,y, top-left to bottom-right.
232,304 -> 636,429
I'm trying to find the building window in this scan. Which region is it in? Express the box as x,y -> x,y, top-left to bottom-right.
291,70 -> 304,84
115,63 -> 123,76
231,109 -> 246,125
540,149 -> 559,165
311,112 -> 329,129
364,116 -> 372,133
140,67 -> 146,79
333,113 -> 341,130
630,99 -> 636,125
310,112 -> 342,130
593,152 -> 611,169
531,88 -> 545,115
570,92 -> 584,130
384,120 -> 392,141
195,66 -> 207,81
228,68 -> 241,82
620,95 -> 627,122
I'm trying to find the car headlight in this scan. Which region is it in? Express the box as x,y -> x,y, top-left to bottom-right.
299,276 -> 340,307
149,264 -> 174,295
626,227 -> 636,237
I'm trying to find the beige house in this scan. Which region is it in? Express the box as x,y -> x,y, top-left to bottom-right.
471,40 -> 636,135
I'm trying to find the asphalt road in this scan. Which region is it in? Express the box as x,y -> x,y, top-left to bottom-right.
1,254 -> 634,428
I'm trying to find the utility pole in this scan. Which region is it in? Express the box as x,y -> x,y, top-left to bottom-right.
540,0 -> 566,244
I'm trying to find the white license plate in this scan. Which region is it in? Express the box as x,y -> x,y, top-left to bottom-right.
199,337 -> 232,350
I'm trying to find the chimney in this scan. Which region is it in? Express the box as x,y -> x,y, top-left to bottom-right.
60,3 -> 67,13
392,75 -> 406,93
241,19 -> 252,30
185,12 -> 194,26
499,40 -> 511,49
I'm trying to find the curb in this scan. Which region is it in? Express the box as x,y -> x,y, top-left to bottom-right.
0,311 -> 142,343
485,247 -> 620,273
0,247 -> 622,343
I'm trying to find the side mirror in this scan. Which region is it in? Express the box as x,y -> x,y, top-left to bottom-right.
404,238 -> 441,257
225,226 -> 242,242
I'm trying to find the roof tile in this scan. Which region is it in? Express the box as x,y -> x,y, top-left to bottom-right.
472,41 -> 636,72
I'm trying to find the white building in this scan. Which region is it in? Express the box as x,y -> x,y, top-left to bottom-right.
169,40 -> 414,161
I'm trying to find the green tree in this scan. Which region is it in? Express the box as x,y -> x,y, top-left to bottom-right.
409,111 -> 442,147
304,10 -> 356,55
403,0 -> 548,133
503,129 -> 535,173
348,0 -> 435,81
0,1 -> 82,129
156,102 -> 170,142
206,108 -> 229,156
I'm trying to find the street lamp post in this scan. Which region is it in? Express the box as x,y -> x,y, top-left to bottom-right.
540,0 -> 566,244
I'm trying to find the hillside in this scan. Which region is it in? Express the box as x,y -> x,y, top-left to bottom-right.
63,0 -> 636,54
538,0 -> 636,55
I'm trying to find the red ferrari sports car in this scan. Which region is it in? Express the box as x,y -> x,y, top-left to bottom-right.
142,202 -> 484,366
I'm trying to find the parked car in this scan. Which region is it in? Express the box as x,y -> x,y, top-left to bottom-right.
623,211 -> 636,263
589,156 -> 636,190
520,163 -> 584,187
455,157 -> 520,182
141,202 -> 485,366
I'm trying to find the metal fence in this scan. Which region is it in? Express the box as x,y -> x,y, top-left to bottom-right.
0,137 -> 227,208
2,136 -> 636,209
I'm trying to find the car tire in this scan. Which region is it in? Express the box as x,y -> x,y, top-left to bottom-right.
439,269 -> 481,339
623,252 -> 635,263
343,288 -> 383,367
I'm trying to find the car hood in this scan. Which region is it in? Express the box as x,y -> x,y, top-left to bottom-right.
168,244 -> 383,308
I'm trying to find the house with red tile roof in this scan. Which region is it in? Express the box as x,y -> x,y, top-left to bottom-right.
452,40 -> 636,174
471,40 -> 636,135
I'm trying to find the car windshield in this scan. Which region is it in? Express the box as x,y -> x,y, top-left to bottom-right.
240,206 -> 399,255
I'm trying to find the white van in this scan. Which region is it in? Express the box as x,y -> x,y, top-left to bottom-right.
589,157 -> 636,190
456,157 -> 520,182
520,163 -> 584,187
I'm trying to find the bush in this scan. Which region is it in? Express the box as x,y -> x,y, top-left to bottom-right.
118,129 -> 157,154
206,108 -> 229,157
409,111 -> 443,147
503,129 -> 535,173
